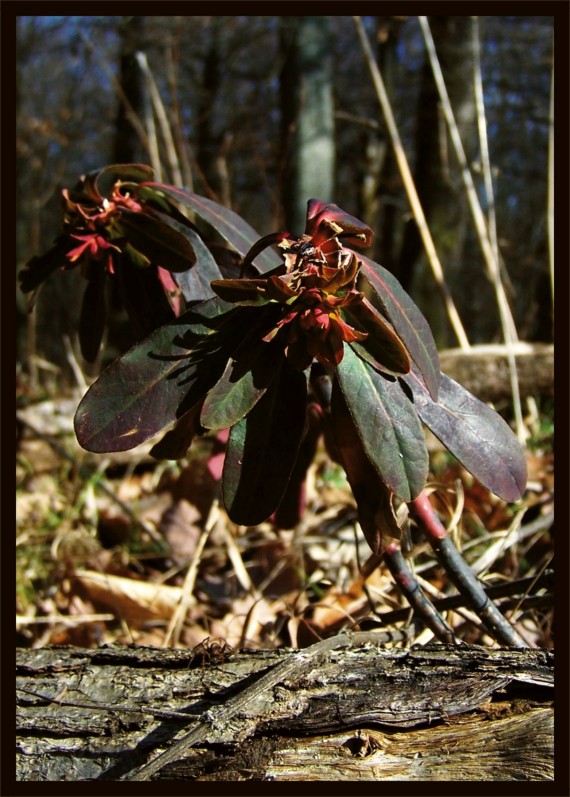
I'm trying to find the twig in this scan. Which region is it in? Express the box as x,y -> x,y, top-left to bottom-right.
364,571 -> 553,628
162,500 -> 221,648
352,15 -> 470,350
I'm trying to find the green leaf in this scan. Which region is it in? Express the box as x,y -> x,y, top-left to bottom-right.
74,296 -> 235,453
118,210 -> 197,272
222,363 -> 308,525
335,344 -> 428,501
342,297 -> 410,376
330,382 -> 402,554
358,254 -> 440,400
200,341 -> 283,429
141,183 -> 282,273
403,367 -> 527,503
168,224 -> 224,302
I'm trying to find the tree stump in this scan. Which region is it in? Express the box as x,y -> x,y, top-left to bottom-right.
16,641 -> 553,781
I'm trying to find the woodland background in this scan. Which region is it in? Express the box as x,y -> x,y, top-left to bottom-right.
15,15 -> 554,653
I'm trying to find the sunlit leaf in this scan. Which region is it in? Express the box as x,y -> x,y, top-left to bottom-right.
358,254 -> 440,400
403,367 -> 527,502
200,341 -> 283,430
335,344 -> 428,501
222,363 -> 308,525
305,199 -> 373,248
141,183 -> 282,273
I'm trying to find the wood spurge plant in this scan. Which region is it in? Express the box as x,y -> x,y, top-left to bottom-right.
20,164 -> 528,645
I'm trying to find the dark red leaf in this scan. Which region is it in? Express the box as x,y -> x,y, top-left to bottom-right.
19,236 -> 75,296
329,382 -> 401,554
141,184 -> 282,273
402,366 -> 527,503
210,278 -> 273,306
305,199 -> 373,248
342,297 -> 410,376
94,163 -> 155,199
200,343 -> 280,430
79,270 -> 107,363
168,224 -> 224,302
149,403 -> 204,460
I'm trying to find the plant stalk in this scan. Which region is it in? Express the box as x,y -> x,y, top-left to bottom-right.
409,491 -> 529,648
383,541 -> 456,644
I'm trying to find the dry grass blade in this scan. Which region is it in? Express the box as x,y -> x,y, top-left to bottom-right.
162,499 -> 220,648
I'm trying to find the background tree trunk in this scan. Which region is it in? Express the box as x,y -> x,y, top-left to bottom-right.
113,16 -> 147,166
398,16 -> 478,347
358,16 -> 406,270
280,16 -> 335,235
16,643 -> 553,781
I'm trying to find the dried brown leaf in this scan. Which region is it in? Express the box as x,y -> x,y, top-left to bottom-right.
73,570 -> 183,625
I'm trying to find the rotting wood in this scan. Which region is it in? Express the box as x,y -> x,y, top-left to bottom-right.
16,640 -> 553,781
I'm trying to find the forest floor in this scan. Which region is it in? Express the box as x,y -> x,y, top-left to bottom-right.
16,366 -> 554,654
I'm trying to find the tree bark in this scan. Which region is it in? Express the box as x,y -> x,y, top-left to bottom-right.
113,16 -> 147,166
16,642 -> 553,781
280,16 -> 335,235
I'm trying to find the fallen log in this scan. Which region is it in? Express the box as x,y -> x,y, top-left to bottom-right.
16,640 -> 553,781
439,342 -> 554,403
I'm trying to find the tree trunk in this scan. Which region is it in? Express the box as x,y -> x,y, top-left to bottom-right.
358,16 -> 406,270
280,16 -> 335,235
113,16 -> 147,165
16,642 -> 553,781
196,19 -> 231,206
399,16 -> 478,348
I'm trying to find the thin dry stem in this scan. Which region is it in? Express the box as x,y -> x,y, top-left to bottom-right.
419,16 -> 525,441
353,15 -> 470,350
136,51 -> 183,188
